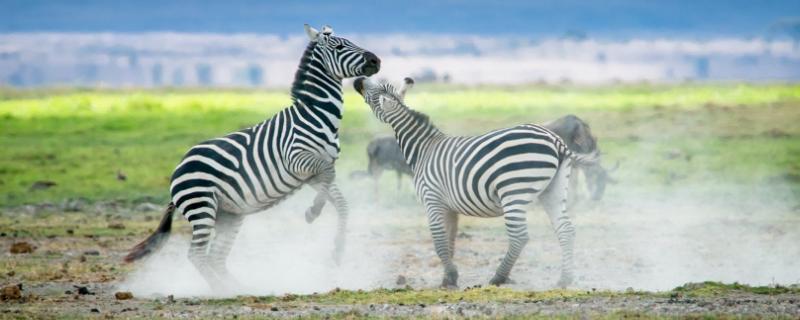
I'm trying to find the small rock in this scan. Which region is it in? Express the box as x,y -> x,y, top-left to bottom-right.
7,271 -> 15,277
270,306 -> 279,312
117,170 -> 127,181
135,202 -> 161,212
75,286 -> 94,295
107,222 -> 125,230
83,250 -> 100,256
62,198 -> 88,212
29,180 -> 56,191
66,229 -> 74,235
10,242 -> 35,254
0,284 -> 22,301
396,275 -> 407,286
90,308 -> 100,313
115,291 -> 134,300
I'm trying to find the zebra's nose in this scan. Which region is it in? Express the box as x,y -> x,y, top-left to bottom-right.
364,51 -> 380,66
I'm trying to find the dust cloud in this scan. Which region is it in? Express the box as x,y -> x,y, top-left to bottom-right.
119,160 -> 799,298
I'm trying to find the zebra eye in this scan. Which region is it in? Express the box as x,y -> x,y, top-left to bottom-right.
335,44 -> 344,50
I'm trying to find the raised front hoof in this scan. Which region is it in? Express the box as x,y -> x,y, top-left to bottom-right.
489,275 -> 514,286
305,207 -> 322,224
556,275 -> 574,289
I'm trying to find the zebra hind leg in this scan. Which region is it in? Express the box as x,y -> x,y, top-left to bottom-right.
185,201 -> 227,292
208,210 -> 245,291
490,198 -> 531,286
539,164 -> 576,288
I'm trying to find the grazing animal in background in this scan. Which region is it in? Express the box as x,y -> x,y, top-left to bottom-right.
542,115 -> 616,202
124,24 -> 381,292
355,77 -> 597,288
349,136 -> 413,191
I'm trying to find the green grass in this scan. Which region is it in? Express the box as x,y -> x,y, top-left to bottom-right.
1,84 -> 799,207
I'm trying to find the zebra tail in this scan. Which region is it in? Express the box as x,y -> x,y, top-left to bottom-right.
123,202 -> 175,263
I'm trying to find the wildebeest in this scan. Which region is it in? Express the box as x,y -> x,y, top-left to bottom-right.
351,115 -> 615,203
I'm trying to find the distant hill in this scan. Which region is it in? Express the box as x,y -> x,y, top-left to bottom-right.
2,0 -> 799,39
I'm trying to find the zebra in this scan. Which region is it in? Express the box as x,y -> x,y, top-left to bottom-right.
350,116 -> 616,203
124,24 -> 380,292
354,77 -> 597,288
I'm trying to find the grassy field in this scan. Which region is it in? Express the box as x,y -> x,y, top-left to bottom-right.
1,84 -> 800,318
1,84 -> 799,207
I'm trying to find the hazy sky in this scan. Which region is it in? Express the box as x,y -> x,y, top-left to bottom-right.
2,0 -> 798,38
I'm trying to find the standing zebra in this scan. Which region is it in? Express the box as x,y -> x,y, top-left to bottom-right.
124,24 -> 380,292
354,77 -> 595,288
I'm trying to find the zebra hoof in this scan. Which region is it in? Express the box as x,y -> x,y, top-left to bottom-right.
305,207 -> 321,224
489,275 -> 513,286
440,268 -> 458,289
556,275 -> 574,289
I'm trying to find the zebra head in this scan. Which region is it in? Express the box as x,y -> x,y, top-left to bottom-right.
354,77 -> 415,123
305,24 -> 381,78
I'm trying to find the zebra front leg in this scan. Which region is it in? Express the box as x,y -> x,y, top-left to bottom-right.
208,211 -> 245,291
540,164 -> 576,288
444,211 -> 459,260
424,202 -> 458,289
490,200 -> 531,286
292,153 -> 349,265
305,190 -> 327,223
325,181 -> 349,265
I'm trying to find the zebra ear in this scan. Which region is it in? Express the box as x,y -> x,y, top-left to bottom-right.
399,77 -> 415,102
304,24 -> 320,41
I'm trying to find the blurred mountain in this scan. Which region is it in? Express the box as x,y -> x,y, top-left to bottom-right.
2,0 -> 799,39
1,33 -> 798,87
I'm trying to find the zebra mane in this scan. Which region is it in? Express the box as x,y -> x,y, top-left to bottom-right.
290,41 -> 318,102
371,80 -> 431,125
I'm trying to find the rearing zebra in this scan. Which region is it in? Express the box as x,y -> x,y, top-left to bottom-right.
124,24 -> 380,292
354,77 -> 595,288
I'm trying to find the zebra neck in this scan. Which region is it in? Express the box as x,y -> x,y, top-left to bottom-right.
290,43 -> 344,130
387,108 -> 444,170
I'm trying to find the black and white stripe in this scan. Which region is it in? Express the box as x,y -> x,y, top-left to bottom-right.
126,24 -> 380,293
355,77 -> 593,288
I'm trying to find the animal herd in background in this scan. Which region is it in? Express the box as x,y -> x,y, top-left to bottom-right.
126,24 -> 616,292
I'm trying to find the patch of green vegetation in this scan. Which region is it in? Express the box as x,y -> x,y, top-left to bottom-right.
672,281 -> 800,297
208,286 -> 603,306
0,212 -> 160,237
1,85 -> 799,206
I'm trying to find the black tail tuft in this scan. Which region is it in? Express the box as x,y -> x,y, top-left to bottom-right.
123,203 -> 175,263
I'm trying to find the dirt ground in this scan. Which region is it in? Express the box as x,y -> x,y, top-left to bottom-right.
2,180 -> 799,318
